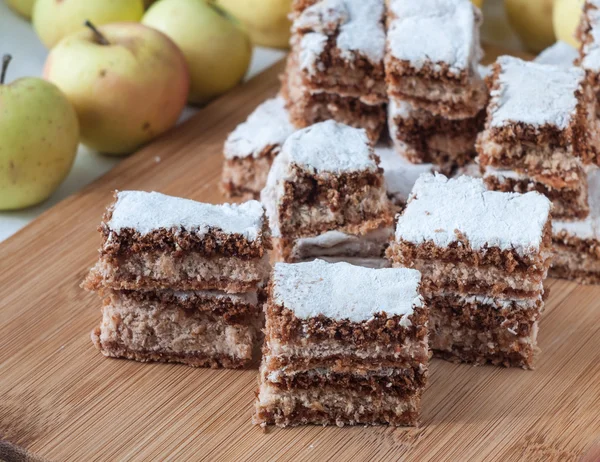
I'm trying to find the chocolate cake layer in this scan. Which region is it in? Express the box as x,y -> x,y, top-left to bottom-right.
550,242 -> 600,284
428,293 -> 542,369
484,167 -> 590,220
221,150 -> 277,200
254,384 -> 421,427
84,252 -> 271,294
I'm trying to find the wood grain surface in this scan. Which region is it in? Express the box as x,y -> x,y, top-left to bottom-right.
1,48 -> 599,462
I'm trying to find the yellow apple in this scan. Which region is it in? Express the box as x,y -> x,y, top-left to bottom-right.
215,0 -> 292,49
553,0 -> 585,48
504,0 -> 556,53
0,55 -> 79,210
43,22 -> 190,155
4,0 -> 36,19
32,0 -> 145,49
143,0 -> 252,105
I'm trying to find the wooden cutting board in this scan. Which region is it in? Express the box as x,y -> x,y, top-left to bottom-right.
1,46 -> 599,462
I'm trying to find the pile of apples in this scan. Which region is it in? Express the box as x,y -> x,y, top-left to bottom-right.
1,0 -> 292,210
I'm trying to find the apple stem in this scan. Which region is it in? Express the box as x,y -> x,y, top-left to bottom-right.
1,54 -> 11,85
84,20 -> 110,46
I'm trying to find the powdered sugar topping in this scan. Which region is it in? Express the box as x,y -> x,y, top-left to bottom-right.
534,41 -> 578,68
282,120 -> 377,174
272,260 -> 423,322
387,0 -> 482,74
489,56 -> 584,129
582,7 -> 600,72
395,174 -> 552,256
107,191 -> 265,240
224,97 -> 295,160
295,0 -> 385,73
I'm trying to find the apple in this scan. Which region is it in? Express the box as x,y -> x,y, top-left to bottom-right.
553,0 -> 585,48
504,0 -> 556,53
44,21 -> 190,155
32,0 -> 145,48
143,0 -> 252,105
4,0 -> 36,19
0,55 -> 79,210
215,0 -> 292,49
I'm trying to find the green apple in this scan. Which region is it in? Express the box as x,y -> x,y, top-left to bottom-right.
0,55 -> 79,210
4,0 -> 36,19
43,22 -> 190,155
143,0 -> 252,105
215,0 -> 292,49
32,0 -> 145,48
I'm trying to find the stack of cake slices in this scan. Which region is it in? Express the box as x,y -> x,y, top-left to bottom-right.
477,55 -> 600,284
261,120 -> 395,267
281,0 -> 387,142
384,0 -> 488,173
387,174 -> 553,369
253,259 -> 429,427
82,191 -> 271,368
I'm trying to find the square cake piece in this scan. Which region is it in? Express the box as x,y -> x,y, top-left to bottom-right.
483,165 -> 590,220
253,259 -> 428,427
384,0 -> 487,119
388,99 -> 484,172
222,97 -> 296,199
261,120 -> 394,242
578,0 -> 600,111
387,174 -> 553,368
477,56 -> 600,187
82,191 -> 271,294
91,289 -> 263,368
291,0 -> 386,104
281,55 -> 386,142
551,167 -> 600,284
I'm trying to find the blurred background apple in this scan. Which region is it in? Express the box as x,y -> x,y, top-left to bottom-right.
504,0 -> 556,53
554,0 -> 585,48
0,55 -> 79,210
4,0 -> 35,19
215,0 -> 292,49
44,22 -> 190,155
142,0 -> 252,105
32,0 -> 145,48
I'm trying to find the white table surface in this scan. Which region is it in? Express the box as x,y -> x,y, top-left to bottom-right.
0,2 -> 286,242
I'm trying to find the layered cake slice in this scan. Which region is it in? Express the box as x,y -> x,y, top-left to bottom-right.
91,289 -> 263,368
384,0 -> 487,119
222,97 -> 296,199
253,259 -> 428,427
387,174 -> 552,368
483,165 -> 590,220
477,56 -> 600,187
578,0 -> 600,110
83,191 -> 271,294
281,54 -> 386,142
261,120 -> 394,242
291,0 -> 386,104
551,167 -> 600,284
388,99 -> 485,172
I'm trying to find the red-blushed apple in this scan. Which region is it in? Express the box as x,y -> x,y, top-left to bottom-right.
142,0 -> 252,105
32,0 -> 145,48
0,55 -> 80,210
43,21 -> 190,155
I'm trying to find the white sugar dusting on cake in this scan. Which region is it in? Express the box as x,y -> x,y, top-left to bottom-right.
272,260 -> 423,323
534,41 -> 578,68
295,0 -> 385,74
282,120 -> 377,174
224,97 -> 295,160
375,144 -> 438,202
395,173 -> 552,256
387,0 -> 482,74
582,8 -> 600,72
483,166 -> 528,182
489,56 -> 584,129
107,191 -> 265,240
